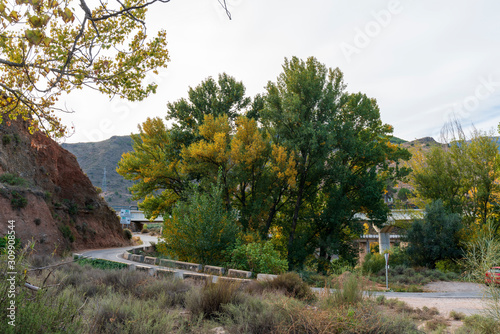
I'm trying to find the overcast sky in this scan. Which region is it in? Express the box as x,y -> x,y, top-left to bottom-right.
60,0 -> 500,143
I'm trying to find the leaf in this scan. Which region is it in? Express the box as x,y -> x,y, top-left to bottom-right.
9,10 -> 19,22
60,7 -> 74,23
42,37 -> 52,47
25,29 -> 44,45
28,15 -> 43,28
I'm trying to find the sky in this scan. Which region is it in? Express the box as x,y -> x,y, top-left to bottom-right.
60,0 -> 500,143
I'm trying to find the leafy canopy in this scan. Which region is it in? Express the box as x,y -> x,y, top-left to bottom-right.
0,0 -> 172,137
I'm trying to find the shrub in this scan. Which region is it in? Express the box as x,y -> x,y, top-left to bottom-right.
435,259 -> 462,273
255,272 -> 315,302
159,178 -> 240,265
123,228 -> 132,240
0,236 -> 20,253
450,310 -> 466,320
220,294 -> 285,333
0,173 -> 26,186
34,218 -> 41,226
460,314 -> 500,333
141,228 -> 149,234
59,225 -> 75,242
76,258 -> 128,270
328,272 -> 364,307
186,279 -> 241,319
2,134 -> 11,145
362,252 -> 385,275
10,191 -> 27,209
63,199 -> 78,215
229,240 -> 288,275
405,199 -> 463,267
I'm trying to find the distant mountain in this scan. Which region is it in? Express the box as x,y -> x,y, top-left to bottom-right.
62,136 -> 136,208
388,136 -> 407,144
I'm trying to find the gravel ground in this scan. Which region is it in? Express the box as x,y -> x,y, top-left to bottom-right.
387,282 -> 489,332
389,281 -> 487,316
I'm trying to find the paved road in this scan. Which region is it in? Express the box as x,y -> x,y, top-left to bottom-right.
80,233 -> 159,266
81,236 -> 488,302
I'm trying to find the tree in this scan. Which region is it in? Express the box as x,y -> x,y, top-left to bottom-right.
405,200 -> 463,267
261,56 -> 410,269
0,0 -> 230,137
409,126 -> 500,226
261,56 -> 345,267
118,74 -> 297,235
157,177 -> 240,266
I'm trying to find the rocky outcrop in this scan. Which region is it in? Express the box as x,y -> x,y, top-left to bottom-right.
0,119 -> 129,255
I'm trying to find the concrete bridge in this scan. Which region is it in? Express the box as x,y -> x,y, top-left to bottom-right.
356,209 -> 423,255
113,207 -> 163,231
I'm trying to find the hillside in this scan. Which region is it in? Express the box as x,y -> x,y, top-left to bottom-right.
62,136 -> 136,208
0,119 -> 129,255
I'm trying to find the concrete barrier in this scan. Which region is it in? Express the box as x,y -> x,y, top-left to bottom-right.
155,268 -> 175,278
227,269 -> 252,279
174,261 -> 202,272
158,259 -> 176,268
157,259 -> 202,272
217,276 -> 252,286
144,256 -> 158,265
204,265 -> 225,276
183,272 -> 210,282
257,274 -> 278,281
136,265 -> 155,275
131,254 -> 144,263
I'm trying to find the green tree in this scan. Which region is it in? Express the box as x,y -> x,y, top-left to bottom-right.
314,93 -> 410,270
409,128 -> 500,226
405,200 -> 463,267
261,56 -> 410,269
158,177 -> 240,265
261,56 -> 345,267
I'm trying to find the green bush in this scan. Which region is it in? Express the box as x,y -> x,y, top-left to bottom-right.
362,252 -> 385,275
123,228 -> 133,240
435,259 -> 462,273
2,134 -> 11,145
59,225 -> 75,242
229,240 -> 288,275
158,178 -> 240,265
76,257 -> 128,270
405,200 -> 463,267
10,191 -> 27,209
0,236 -> 20,254
0,173 -> 26,186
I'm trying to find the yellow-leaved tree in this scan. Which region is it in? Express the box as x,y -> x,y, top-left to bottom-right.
0,0 -> 230,137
